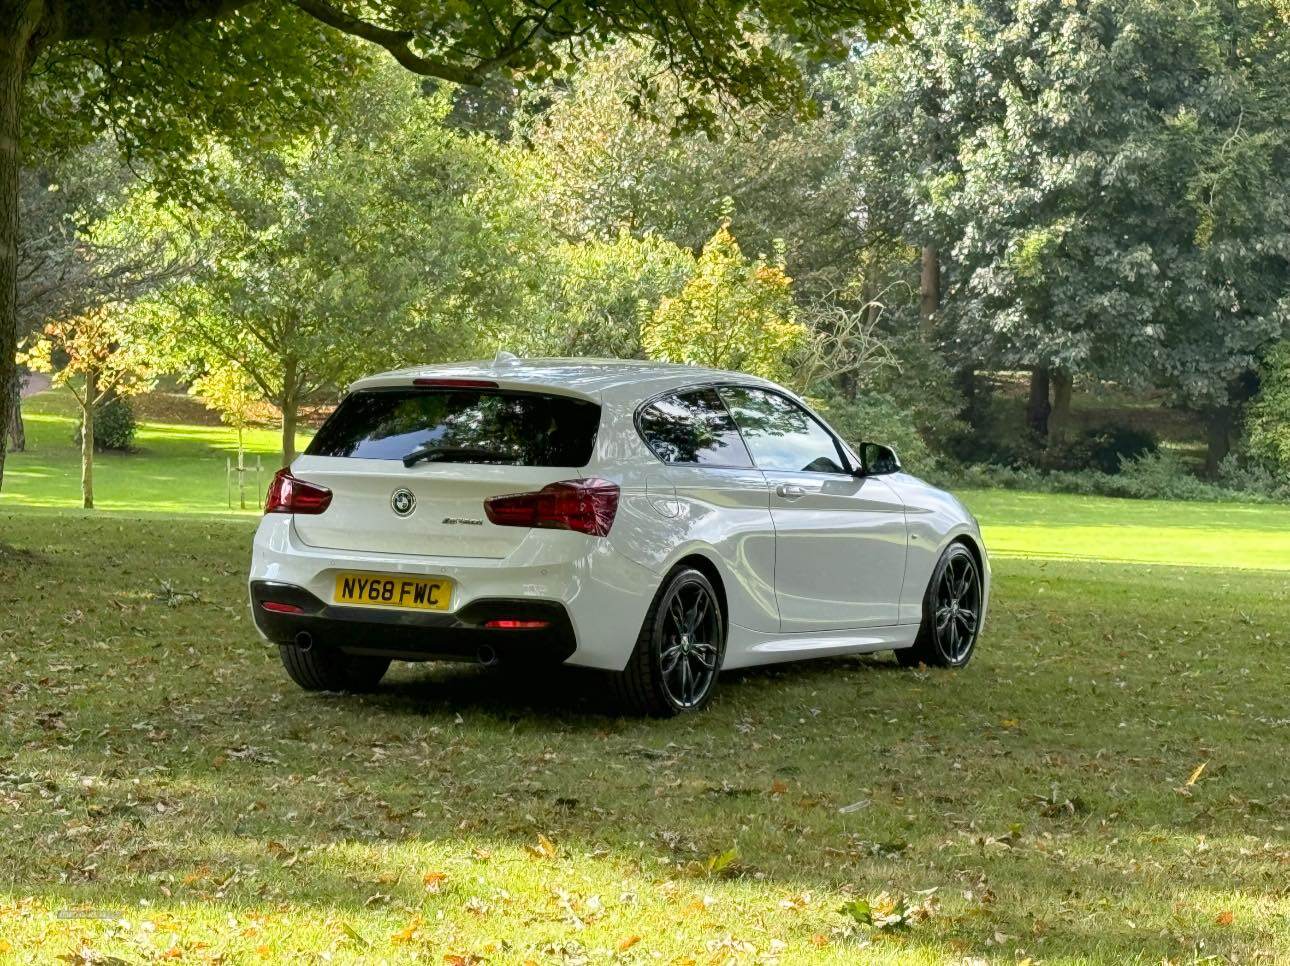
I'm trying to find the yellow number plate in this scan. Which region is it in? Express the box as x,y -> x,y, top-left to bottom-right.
333,572 -> 452,611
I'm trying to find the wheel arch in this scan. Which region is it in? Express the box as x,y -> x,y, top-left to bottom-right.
669,551 -> 730,631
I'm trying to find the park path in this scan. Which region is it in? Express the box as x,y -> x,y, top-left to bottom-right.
19,372 -> 50,399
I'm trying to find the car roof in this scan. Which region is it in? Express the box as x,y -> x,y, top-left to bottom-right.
347,357 -> 779,401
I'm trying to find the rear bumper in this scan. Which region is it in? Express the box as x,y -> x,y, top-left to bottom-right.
248,514 -> 659,670
250,580 -> 576,664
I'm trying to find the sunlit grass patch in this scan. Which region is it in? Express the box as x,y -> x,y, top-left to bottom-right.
0,502 -> 1286,962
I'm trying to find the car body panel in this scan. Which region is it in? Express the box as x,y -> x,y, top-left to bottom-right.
249,357 -> 988,674
762,471 -> 909,630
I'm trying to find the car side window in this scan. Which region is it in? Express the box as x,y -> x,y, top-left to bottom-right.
637,388 -> 754,467
719,386 -> 850,474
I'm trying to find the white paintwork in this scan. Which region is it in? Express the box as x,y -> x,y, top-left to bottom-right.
249,357 -> 989,671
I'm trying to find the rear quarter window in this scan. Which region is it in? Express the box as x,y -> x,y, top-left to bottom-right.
636,388 -> 753,467
307,388 -> 600,466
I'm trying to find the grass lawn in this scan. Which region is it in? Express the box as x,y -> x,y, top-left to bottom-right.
0,410 -> 1287,963
3,390 -> 310,514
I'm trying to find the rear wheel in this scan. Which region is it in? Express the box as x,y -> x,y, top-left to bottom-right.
897,542 -> 982,669
278,645 -> 391,692
613,567 -> 725,717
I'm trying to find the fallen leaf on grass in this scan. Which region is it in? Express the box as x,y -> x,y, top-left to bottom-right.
423,871 -> 448,892
526,833 -> 558,859
839,890 -> 938,932
617,935 -> 641,951
703,845 -> 740,877
443,955 -> 484,965
340,922 -> 369,948
392,916 -> 423,943
1187,761 -> 1209,786
1215,910 -> 1234,926
770,779 -> 788,796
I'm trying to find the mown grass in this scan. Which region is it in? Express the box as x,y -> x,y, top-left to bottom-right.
0,498 -> 1287,962
3,390 -> 309,514
1,402 -> 1287,962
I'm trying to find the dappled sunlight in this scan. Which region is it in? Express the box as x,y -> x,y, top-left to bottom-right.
2,510 -> 1287,961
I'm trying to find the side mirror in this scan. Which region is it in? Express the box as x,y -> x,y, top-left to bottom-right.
857,441 -> 901,476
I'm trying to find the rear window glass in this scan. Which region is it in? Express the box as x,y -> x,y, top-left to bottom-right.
636,388 -> 753,467
307,389 -> 600,466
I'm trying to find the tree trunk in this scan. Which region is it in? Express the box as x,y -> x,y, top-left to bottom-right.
919,245 -> 939,340
279,355 -> 300,467
81,373 -> 96,509
1026,366 -> 1051,438
1049,369 -> 1073,445
0,4 -> 42,493
5,369 -> 21,452
955,366 -> 976,426
1203,405 -> 1234,477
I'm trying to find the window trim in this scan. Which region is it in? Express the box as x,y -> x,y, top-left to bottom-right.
632,383 -> 755,470
716,384 -> 855,477
633,381 -> 857,475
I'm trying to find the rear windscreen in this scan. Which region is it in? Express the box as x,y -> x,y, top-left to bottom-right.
306,388 -> 600,466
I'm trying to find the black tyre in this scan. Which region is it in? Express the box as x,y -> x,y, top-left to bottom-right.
897,542 -> 982,669
278,645 -> 391,692
613,567 -> 725,717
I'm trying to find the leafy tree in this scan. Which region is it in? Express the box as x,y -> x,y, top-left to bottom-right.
0,0 -> 914,493
517,43 -> 863,299
192,362 -> 260,509
142,70 -> 544,466
643,222 -> 807,383
523,230 -> 694,359
21,308 -> 155,508
843,0 -> 1290,464
11,142 -> 190,450
1244,342 -> 1290,475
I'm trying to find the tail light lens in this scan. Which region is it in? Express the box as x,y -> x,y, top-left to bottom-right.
265,469 -> 332,515
484,478 -> 619,537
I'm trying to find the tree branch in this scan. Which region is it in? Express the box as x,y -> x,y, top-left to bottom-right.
291,0 -> 483,85
53,0 -> 259,43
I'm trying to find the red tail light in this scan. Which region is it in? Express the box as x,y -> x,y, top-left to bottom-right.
484,478 -> 619,537
265,469 -> 332,515
484,619 -> 550,630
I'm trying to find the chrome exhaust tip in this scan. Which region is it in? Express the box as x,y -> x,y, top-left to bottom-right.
294,631 -> 313,651
476,644 -> 498,667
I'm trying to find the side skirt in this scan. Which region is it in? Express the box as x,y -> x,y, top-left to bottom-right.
720,623 -> 920,670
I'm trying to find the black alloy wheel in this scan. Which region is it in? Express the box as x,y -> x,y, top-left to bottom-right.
898,542 -> 982,669
613,567 -> 725,716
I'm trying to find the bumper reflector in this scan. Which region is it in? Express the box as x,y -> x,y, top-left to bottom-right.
262,601 -> 305,614
484,619 -> 550,630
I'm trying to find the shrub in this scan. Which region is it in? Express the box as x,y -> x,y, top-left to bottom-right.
75,397 -> 137,452
1047,424 -> 1158,474
817,393 -> 937,474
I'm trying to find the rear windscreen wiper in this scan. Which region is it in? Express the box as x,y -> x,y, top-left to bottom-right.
402,444 -> 515,468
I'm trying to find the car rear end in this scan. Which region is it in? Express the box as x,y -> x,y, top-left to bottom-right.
248,373 -> 654,672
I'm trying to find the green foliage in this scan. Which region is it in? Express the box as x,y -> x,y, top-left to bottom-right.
524,231 -> 693,358
842,0 -> 1290,406
816,393 -> 936,473
89,397 -> 136,453
1245,341 -> 1290,473
1046,425 -> 1160,475
134,65 -> 546,449
516,43 -> 863,299
643,223 -> 807,381
944,448 -> 1290,504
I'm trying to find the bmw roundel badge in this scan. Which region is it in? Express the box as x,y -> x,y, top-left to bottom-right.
390,488 -> 416,517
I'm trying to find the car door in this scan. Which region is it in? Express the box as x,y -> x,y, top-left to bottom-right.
635,388 -> 780,634
718,386 -> 908,631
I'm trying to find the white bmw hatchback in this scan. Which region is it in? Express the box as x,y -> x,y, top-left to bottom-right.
250,357 -> 989,715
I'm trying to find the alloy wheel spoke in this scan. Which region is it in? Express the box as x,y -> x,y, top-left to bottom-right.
936,605 -> 953,629
692,642 -> 717,669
